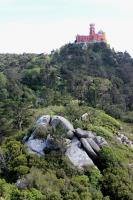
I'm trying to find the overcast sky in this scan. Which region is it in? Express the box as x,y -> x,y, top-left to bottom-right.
0,0 -> 133,56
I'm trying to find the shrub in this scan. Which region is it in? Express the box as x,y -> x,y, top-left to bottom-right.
34,125 -> 53,139
84,166 -> 102,189
99,146 -> 126,169
80,192 -> 92,200
47,192 -> 62,200
63,191 -> 80,200
14,165 -> 29,176
25,167 -> 65,195
102,167 -> 133,200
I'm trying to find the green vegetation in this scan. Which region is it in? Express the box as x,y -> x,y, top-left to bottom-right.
0,43 -> 133,199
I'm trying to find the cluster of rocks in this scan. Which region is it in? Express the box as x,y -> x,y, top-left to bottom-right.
116,133 -> 133,149
25,115 -> 108,169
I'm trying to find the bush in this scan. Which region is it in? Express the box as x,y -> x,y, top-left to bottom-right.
80,192 -> 92,200
90,189 -> 103,200
34,125 -> 53,139
47,192 -> 62,200
11,188 -> 44,200
102,167 -> 133,200
84,166 -> 102,189
25,167 -> 65,195
14,165 -> 29,176
63,191 -> 80,200
99,146 -> 126,169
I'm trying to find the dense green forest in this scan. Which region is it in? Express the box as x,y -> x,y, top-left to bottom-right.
0,42 -> 133,200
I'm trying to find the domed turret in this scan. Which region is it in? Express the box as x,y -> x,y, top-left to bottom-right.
98,30 -> 104,35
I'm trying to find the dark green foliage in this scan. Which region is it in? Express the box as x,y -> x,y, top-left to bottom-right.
47,192 -> 62,200
99,146 -> 127,169
50,123 -> 67,154
56,43 -> 133,119
102,167 -> 133,200
0,179 -> 44,200
98,146 -> 133,199
0,140 -> 30,181
0,44 -> 133,199
84,166 -> 102,189
0,44 -> 133,120
34,125 -> 53,139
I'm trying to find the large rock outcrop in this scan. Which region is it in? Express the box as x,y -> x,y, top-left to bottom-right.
25,115 -> 108,169
66,137 -> 94,169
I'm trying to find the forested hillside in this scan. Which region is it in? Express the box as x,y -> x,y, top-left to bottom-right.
0,43 -> 133,199
1,42 -> 133,122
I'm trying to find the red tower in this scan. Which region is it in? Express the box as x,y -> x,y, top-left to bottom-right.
90,24 -> 95,35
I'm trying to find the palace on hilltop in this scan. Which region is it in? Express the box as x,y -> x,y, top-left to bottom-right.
76,24 -> 107,44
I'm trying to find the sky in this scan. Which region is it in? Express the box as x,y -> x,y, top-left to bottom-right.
0,0 -> 133,56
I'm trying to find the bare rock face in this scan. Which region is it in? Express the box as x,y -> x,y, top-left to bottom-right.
94,136 -> 108,147
27,115 -> 51,141
50,116 -> 74,131
67,130 -> 75,139
36,115 -> 51,126
50,116 -> 75,138
87,138 -> 101,153
66,137 -> 94,169
25,139 -> 46,156
75,128 -> 95,138
80,138 -> 98,159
